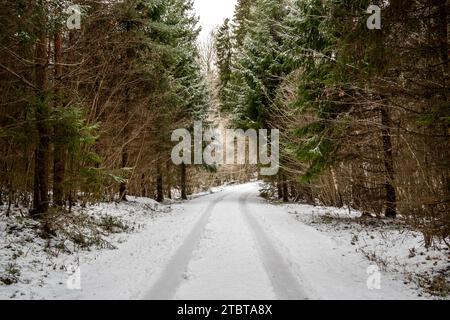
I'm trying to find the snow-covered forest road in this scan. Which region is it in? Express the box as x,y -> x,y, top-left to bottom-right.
148,184 -> 307,300
30,182 -> 415,300
3,182 -> 436,300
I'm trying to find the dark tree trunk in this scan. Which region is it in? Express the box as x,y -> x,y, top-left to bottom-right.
180,163 -> 187,200
277,173 -> 283,200
380,106 -> 397,218
53,29 -> 66,207
32,2 -> 50,218
119,21 -> 133,202
282,174 -> 289,202
436,0 -> 450,201
119,147 -> 129,201
119,85 -> 130,202
156,159 -> 164,203
119,106 -> 130,202
6,190 -> 12,217
141,173 -> 147,197
166,162 -> 172,199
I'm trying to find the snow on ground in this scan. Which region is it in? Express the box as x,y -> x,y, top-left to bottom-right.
173,182 -> 448,300
243,184 -> 419,299
0,192 -> 217,300
279,200 -> 449,298
0,182 -> 448,300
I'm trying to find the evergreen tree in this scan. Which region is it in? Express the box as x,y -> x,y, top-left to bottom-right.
215,18 -> 233,112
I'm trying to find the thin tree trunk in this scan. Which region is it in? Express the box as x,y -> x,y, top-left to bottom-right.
119,86 -> 130,202
53,29 -> 66,207
119,22 -> 132,202
166,162 -> 172,199
331,168 -> 343,207
7,188 -> 12,217
141,173 -> 147,197
282,174 -> 289,202
119,145 -> 129,201
380,106 -> 397,218
277,173 -> 283,200
156,158 -> 164,203
180,163 -> 187,200
32,0 -> 50,218
437,0 -> 450,201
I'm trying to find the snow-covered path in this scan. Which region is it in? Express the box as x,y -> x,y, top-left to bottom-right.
10,182 -> 421,300
146,192 -> 229,299
170,186 -> 306,300
146,183 -> 416,300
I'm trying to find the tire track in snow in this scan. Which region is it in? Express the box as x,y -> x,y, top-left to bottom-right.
144,192 -> 228,300
239,192 -> 308,300
173,188 -> 277,299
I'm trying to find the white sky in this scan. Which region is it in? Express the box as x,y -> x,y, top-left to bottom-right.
193,0 -> 237,41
